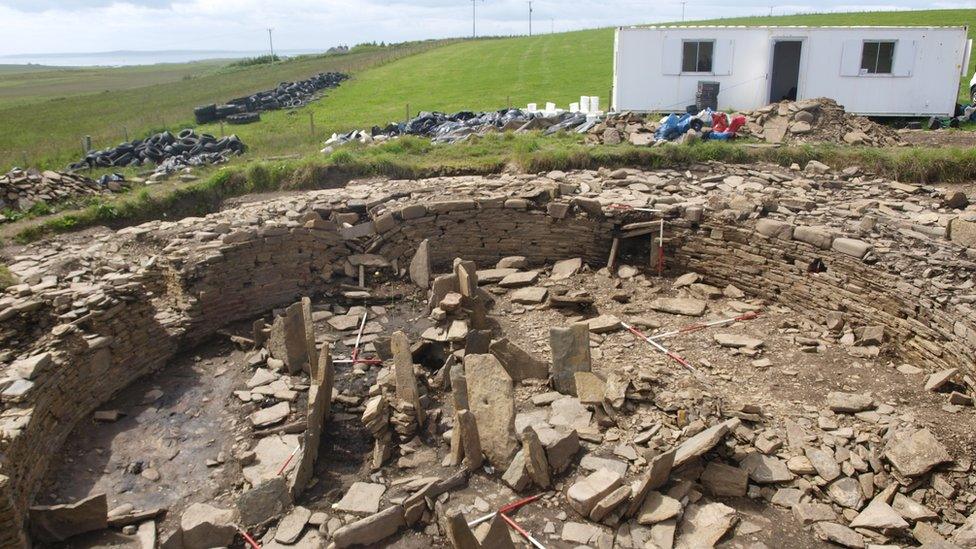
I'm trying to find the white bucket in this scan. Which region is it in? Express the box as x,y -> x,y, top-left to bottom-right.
570,102 -> 580,113
527,103 -> 537,113
590,96 -> 600,112
580,96 -> 591,113
545,102 -> 556,113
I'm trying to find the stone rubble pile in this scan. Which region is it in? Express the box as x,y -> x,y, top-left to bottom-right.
737,98 -> 902,146
587,98 -> 901,147
67,129 -> 246,176
3,162 -> 976,548
193,72 -> 348,124
0,168 -> 127,218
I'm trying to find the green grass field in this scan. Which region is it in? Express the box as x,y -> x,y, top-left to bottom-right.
0,60 -> 228,109
0,9 -> 973,174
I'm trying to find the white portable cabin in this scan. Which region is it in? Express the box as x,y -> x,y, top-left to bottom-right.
612,25 -> 972,117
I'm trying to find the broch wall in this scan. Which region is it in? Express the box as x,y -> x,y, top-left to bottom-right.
0,165 -> 974,544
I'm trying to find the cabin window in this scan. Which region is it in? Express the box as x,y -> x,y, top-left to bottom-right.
682,40 -> 714,73
860,41 -> 895,74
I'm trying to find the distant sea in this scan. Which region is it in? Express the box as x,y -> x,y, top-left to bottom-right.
0,49 -> 324,67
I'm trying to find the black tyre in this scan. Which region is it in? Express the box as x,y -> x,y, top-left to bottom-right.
227,112 -> 260,125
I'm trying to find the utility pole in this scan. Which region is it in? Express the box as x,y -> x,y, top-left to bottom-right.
527,1 -> 533,36
267,28 -> 275,62
551,18 -> 554,34
681,1 -> 687,21
471,0 -> 484,38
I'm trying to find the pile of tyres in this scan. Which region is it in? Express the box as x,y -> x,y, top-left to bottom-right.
194,72 -> 348,125
68,129 -> 246,174
326,108 -> 595,146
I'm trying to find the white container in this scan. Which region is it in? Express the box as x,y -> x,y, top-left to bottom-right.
590,96 -> 600,112
527,103 -> 538,113
580,96 -> 591,113
545,102 -> 556,113
570,102 -> 580,112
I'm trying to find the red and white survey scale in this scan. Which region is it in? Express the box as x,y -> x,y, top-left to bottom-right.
622,311 -> 761,372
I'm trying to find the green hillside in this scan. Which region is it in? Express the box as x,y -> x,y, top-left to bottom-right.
0,40 -> 451,170
0,9 -> 973,172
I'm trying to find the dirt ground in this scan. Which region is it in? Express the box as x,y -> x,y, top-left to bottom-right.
899,128 -> 976,148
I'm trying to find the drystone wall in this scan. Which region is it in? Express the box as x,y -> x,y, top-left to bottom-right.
1,166 -> 975,544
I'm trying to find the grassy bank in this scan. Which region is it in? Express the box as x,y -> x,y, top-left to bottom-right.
14,134 -> 976,243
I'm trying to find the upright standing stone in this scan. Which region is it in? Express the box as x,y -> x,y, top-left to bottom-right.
454,260 -> 479,297
481,514 -> 517,549
522,426 -> 551,488
391,331 -> 425,426
550,322 -> 592,396
464,354 -> 518,468
490,338 -> 549,381
449,363 -> 468,412
456,409 -> 484,472
465,330 -> 492,355
444,508 -> 480,549
269,302 -> 309,375
292,344 -> 333,497
300,297 -> 318,370
409,239 -> 431,289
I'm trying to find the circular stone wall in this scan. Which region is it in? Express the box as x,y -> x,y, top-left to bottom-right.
1,167 -> 973,544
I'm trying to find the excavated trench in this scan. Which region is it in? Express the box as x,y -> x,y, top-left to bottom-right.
2,167 -> 976,548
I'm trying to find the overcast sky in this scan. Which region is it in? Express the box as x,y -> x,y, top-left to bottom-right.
0,0 -> 973,56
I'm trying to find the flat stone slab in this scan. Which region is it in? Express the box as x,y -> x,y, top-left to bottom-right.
566,468 -> 623,517
551,257 -> 583,280
740,453 -> 794,483
673,420 -> 734,467
638,491 -> 682,525
813,522 -> 865,548
30,493 -> 108,543
499,270 -> 540,288
650,297 -> 706,317
250,401 -> 290,427
585,314 -> 621,333
826,391 -> 875,413
275,506 -> 312,544
925,368 -> 958,392
713,333 -> 763,349
244,434 -> 301,486
510,286 -> 548,304
885,428 -> 951,477
675,502 -> 736,549
334,482 -> 387,515
476,268 -> 517,284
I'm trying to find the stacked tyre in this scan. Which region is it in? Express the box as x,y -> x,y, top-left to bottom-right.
68,129 -> 246,171
194,104 -> 218,124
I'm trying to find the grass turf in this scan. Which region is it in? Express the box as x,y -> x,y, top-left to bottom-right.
12,134 -> 976,243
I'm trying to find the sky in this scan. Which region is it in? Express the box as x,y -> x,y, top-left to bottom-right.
0,0 -> 973,56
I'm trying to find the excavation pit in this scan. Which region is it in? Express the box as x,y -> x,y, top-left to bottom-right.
3,165 -> 976,548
